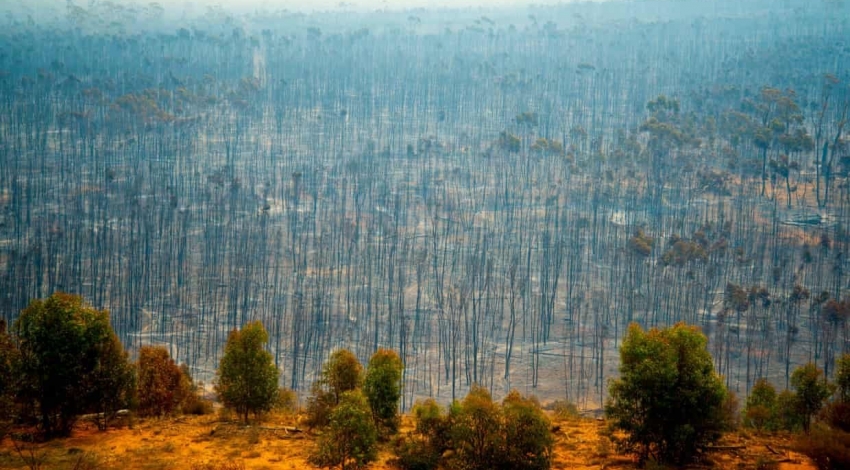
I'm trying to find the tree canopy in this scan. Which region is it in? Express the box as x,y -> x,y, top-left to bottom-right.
215,321 -> 279,423
14,293 -> 134,437
605,322 -> 727,465
363,348 -> 404,437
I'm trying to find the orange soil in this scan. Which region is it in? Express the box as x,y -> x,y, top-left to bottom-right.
0,413 -> 817,470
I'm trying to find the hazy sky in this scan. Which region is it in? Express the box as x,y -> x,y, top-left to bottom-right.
183,0 -> 595,11
237,0 -> 579,10
16,0 -> 603,14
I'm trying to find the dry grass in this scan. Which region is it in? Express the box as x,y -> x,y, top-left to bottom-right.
0,413 -> 818,470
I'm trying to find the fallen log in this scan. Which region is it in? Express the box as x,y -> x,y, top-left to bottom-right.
258,426 -> 302,433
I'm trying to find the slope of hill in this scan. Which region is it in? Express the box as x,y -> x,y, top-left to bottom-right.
0,412 -> 816,470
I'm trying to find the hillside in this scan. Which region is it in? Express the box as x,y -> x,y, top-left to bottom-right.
0,412 -> 816,470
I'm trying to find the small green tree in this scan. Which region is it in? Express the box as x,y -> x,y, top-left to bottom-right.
744,378 -> 778,432
311,390 -> 378,470
307,349 -> 363,428
322,349 -> 364,404
501,391 -> 553,470
215,321 -> 279,423
363,348 -> 404,437
605,322 -> 726,465
791,362 -> 833,433
15,293 -> 132,438
138,346 -> 191,416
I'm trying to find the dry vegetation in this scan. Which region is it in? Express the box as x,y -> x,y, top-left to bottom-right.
0,412 -> 817,470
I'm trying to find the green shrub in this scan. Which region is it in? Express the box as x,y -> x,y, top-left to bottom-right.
412,398 -> 452,454
776,389 -> 802,432
546,399 -> 580,421
744,379 -> 778,432
182,394 -> 214,415
273,387 -> 298,414
310,390 -> 377,470
501,391 -> 553,470
392,435 -> 441,470
449,386 -> 503,470
305,383 -> 335,429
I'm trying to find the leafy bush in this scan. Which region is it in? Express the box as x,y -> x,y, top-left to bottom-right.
661,240 -> 708,266
137,346 -> 190,417
180,364 -> 213,415
392,399 -> 451,470
794,425 -> 850,470
310,390 -> 377,470
501,391 -> 553,470
744,378 -> 778,432
305,382 -> 336,429
628,229 -> 655,256
88,332 -> 136,430
273,387 -> 298,414
397,390 -> 553,470
546,399 -> 580,421
449,386 -> 503,470
392,435 -> 441,470
720,390 -> 740,431
776,389 -> 802,432
605,323 -> 726,465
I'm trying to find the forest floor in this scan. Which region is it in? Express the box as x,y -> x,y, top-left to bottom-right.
0,411 -> 817,470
